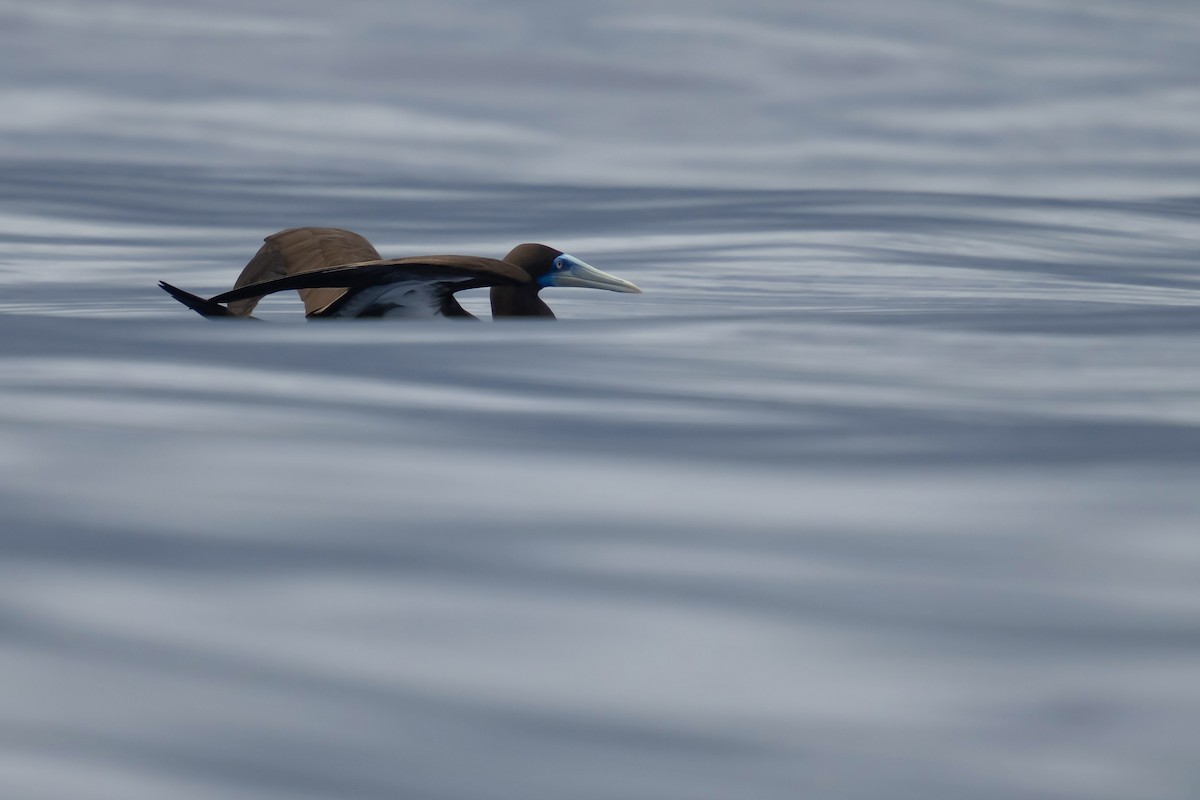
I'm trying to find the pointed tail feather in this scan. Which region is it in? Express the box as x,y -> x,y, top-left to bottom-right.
158,281 -> 238,318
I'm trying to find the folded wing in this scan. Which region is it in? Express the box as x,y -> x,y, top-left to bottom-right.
229,227 -> 385,317
207,256 -> 531,318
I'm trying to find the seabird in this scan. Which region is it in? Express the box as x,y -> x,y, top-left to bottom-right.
159,227 -> 640,320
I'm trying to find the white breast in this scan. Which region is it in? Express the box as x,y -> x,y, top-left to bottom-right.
329,281 -> 446,318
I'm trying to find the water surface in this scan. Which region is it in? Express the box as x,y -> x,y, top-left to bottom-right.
1,2 -> 1199,799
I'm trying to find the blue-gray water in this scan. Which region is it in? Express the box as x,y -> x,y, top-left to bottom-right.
2,2 -> 1199,798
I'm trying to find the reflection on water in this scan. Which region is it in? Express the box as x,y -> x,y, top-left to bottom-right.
2,1 -> 1200,799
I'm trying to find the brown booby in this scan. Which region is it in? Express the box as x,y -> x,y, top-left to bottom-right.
159,227 -> 640,320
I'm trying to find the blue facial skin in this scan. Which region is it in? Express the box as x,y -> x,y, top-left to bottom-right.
537,255 -> 578,288
534,254 -> 641,294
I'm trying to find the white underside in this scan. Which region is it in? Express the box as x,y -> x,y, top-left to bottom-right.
328,281 -> 449,318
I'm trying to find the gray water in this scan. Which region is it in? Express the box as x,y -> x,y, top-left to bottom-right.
2,2 -> 1199,798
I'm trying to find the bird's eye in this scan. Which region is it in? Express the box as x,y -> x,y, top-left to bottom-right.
554,259 -> 566,270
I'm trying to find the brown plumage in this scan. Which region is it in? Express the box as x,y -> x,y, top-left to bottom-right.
159,227 -> 641,320
228,227 -> 383,317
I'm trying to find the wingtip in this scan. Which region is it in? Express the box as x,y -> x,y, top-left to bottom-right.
158,280 -> 234,318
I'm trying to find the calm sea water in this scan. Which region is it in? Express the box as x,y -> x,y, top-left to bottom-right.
1,2 -> 1199,799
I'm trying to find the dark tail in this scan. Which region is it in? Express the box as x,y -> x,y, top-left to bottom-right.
159,281 -> 239,318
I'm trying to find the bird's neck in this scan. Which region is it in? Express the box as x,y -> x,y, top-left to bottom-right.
490,286 -> 555,318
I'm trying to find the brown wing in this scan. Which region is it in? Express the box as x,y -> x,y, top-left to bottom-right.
228,228 -> 384,317
210,255 -> 531,317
